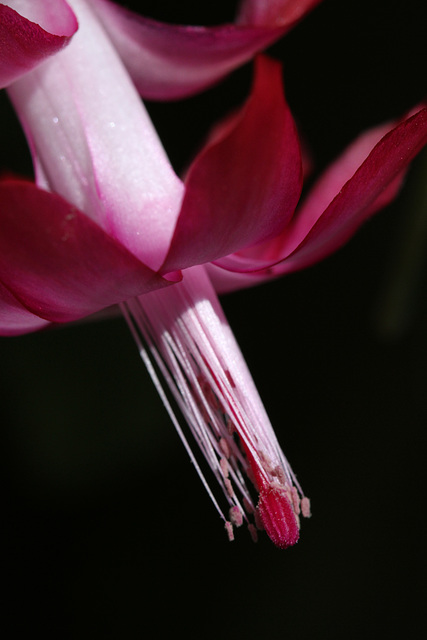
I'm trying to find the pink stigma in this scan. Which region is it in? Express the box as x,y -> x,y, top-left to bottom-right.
257,485 -> 300,549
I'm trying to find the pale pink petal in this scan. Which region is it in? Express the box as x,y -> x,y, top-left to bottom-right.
161,56 -> 302,274
208,107 -> 427,292
7,0 -> 184,272
0,180 -> 179,330
0,0 -> 78,88
90,0 -> 322,100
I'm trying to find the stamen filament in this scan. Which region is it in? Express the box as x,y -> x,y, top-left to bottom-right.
121,265 -> 310,547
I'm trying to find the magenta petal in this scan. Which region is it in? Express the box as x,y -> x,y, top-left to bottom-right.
90,0 -> 321,100
0,0 -> 78,88
237,0 -> 323,26
278,107 -> 427,273
204,263 -> 268,294
0,180 -> 178,328
209,107 -> 427,292
0,280 -> 50,336
161,56 -> 302,274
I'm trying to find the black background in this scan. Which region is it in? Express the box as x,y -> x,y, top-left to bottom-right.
1,1 -> 426,637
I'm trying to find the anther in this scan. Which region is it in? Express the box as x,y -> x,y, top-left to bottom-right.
224,477 -> 234,498
229,506 -> 243,528
219,457 -> 229,478
219,437 -> 231,459
301,496 -> 311,518
225,521 -> 234,542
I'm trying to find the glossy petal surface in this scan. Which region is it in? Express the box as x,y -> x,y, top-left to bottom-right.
7,0 -> 184,272
90,0 -> 321,99
0,180 -> 177,327
209,107 -> 427,291
0,0 -> 78,88
237,0 -> 323,26
161,56 -> 302,274
0,280 -> 51,336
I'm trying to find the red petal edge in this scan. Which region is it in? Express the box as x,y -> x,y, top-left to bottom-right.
91,0 -> 322,100
161,55 -> 302,274
207,106 -> 427,292
280,107 -> 427,273
0,180 -> 178,332
237,0 -> 323,27
0,279 -> 50,336
0,1 -> 78,88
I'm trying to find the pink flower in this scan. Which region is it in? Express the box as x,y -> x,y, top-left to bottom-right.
1,0 -> 426,547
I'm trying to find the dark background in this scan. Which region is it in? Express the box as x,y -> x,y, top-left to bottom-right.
1,0 -> 426,637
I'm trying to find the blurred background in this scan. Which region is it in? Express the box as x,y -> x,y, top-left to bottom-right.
1,0 -> 426,637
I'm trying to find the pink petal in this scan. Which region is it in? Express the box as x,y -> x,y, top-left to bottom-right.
7,0 -> 184,273
274,106 -> 427,273
208,106 -> 427,292
0,0 -> 78,88
161,56 -> 302,274
0,280 -> 50,336
237,0 -> 323,26
0,180 -> 179,330
90,0 -> 322,100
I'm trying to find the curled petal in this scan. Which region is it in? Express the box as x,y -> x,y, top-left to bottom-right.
161,56 -> 302,274
0,180 -> 179,330
209,107 -> 427,292
0,280 -> 50,336
90,0 -> 321,100
0,0 -> 78,88
272,107 -> 427,273
237,0 -> 323,26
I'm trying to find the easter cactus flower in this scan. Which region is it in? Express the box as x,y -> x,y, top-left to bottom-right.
1,0 -> 427,547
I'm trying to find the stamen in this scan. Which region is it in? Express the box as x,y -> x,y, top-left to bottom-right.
225,521 -> 234,542
219,437 -> 231,459
219,457 -> 229,478
229,506 -> 244,528
301,497 -> 312,519
121,265 -> 310,548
